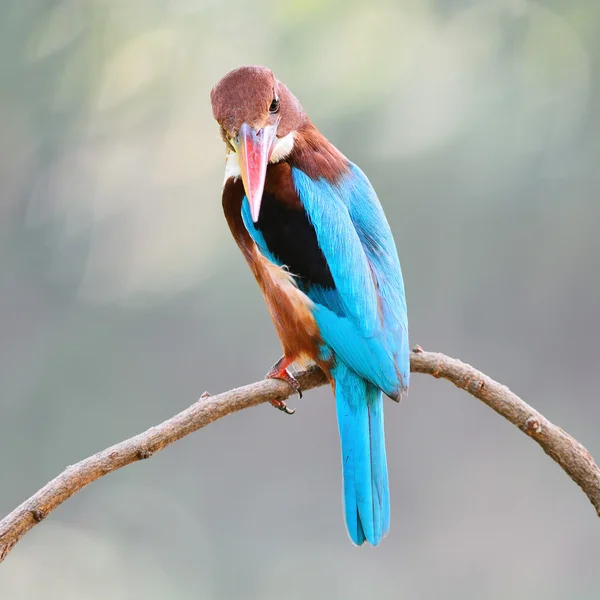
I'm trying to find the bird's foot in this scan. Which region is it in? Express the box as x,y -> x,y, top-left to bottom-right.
265,356 -> 302,415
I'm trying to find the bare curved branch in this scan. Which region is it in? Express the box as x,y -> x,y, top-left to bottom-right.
1,348 -> 598,563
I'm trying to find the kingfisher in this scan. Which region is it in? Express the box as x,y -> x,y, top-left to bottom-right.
211,66 -> 409,546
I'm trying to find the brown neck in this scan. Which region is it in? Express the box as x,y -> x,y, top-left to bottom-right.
288,120 -> 349,182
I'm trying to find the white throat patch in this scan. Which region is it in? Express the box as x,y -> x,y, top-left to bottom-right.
223,131 -> 295,186
270,131 -> 295,163
223,151 -> 240,183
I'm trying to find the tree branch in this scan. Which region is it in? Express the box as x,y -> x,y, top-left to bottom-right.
1,347 -> 598,563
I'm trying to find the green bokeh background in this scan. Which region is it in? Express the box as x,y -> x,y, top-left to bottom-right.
1,1 -> 599,598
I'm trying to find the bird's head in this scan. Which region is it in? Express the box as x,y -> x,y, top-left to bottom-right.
211,65 -> 305,221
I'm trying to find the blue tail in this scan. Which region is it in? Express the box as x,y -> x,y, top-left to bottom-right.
334,362 -> 390,546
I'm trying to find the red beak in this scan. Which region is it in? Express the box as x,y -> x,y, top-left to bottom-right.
236,122 -> 277,222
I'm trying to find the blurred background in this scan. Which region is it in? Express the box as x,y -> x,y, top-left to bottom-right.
1,0 -> 599,598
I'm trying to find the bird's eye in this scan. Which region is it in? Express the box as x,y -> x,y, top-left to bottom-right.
269,97 -> 280,114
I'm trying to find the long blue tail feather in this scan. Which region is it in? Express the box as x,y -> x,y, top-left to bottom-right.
334,362 -> 390,546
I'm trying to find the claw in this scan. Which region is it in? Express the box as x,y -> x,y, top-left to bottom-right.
271,399 -> 296,415
265,356 -> 302,414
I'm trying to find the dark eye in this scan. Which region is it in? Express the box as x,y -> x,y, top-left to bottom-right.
269,97 -> 280,114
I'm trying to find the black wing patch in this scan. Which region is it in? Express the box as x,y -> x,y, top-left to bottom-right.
255,192 -> 335,290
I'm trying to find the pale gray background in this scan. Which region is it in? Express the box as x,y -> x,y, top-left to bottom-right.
1,1 -> 599,598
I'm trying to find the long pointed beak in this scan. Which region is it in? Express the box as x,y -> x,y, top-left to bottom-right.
236,122 -> 277,222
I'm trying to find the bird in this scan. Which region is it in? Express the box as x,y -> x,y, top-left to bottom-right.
211,66 -> 409,546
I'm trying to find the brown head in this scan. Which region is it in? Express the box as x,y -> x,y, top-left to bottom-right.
211,65 -> 305,221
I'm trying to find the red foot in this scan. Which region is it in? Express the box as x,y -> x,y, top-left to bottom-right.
265,356 -> 302,415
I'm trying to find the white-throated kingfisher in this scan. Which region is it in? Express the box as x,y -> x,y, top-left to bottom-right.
211,66 -> 409,546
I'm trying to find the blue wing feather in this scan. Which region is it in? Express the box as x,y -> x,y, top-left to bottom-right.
292,165 -> 409,395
